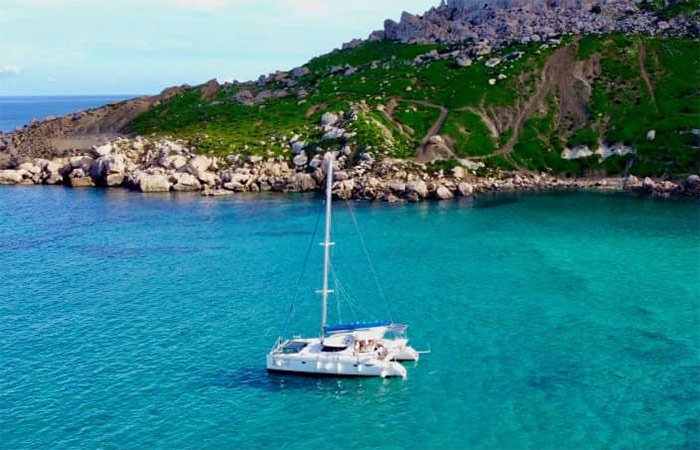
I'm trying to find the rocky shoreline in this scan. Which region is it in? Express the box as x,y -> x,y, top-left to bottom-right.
1,136 -> 698,201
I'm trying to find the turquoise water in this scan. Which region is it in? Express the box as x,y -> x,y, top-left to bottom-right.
0,187 -> 698,449
0,96 -> 135,132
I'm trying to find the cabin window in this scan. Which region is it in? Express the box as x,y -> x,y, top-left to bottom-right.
280,341 -> 308,354
321,346 -> 346,353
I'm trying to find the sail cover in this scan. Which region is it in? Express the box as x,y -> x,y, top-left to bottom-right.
324,320 -> 392,334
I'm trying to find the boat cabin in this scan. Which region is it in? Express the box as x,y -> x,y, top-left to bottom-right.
278,341 -> 308,354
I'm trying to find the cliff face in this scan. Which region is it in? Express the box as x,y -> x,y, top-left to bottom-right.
375,0 -> 697,44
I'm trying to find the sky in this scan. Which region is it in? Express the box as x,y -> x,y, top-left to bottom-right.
0,0 -> 438,96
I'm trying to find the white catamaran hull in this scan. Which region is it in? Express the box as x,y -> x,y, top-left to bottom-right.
266,353 -> 407,378
382,338 -> 420,362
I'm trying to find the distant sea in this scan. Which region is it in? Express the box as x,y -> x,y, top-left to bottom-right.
0,95 -> 137,133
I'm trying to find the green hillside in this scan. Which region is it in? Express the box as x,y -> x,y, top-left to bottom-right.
129,34 -> 700,178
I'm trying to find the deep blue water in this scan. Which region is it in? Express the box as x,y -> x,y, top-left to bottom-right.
0,187 -> 698,449
0,96 -> 136,133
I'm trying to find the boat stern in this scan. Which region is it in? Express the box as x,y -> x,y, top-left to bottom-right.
381,361 -> 407,379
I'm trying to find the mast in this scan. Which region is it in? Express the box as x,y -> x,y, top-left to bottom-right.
319,154 -> 334,342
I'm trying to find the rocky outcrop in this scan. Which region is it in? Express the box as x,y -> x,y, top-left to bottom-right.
375,0 -> 697,45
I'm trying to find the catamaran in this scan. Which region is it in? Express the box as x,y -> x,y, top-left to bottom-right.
266,154 -> 420,378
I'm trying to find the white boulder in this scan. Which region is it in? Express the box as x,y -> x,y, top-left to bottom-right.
138,174 -> 171,193
91,143 -> 113,158
68,168 -> 95,188
0,169 -> 23,185
435,185 -> 454,200
185,155 -> 212,175
18,162 -> 41,175
405,180 -> 428,198
458,182 -> 474,197
293,152 -> 308,167
333,179 -> 355,200
91,154 -> 125,181
291,141 -> 307,154
624,175 -> 640,188
485,57 -> 501,68
70,156 -> 94,172
451,166 -> 465,179
322,128 -> 345,141
170,173 -> 201,191
42,162 -> 64,185
321,112 -> 339,127
163,155 -> 188,170
456,57 -> 472,67
293,173 -> 317,191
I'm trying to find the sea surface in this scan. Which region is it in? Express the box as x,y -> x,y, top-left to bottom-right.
0,96 -> 136,133
0,188 -> 698,449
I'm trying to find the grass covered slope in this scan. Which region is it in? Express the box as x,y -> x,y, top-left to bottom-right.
129,34 -> 699,178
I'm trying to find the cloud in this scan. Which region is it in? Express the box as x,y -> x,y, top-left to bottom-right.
154,0 -> 244,8
11,0 -> 247,9
10,0 -> 405,12
0,65 -> 22,75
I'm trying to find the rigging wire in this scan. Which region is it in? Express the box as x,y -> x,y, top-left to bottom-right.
333,263 -> 343,324
280,202 -> 324,339
329,263 -> 371,321
345,201 -> 394,323
335,286 -> 343,324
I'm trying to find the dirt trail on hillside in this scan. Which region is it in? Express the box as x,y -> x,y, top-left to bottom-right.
385,98 -> 398,117
490,42 -> 598,169
382,97 -> 452,163
638,40 -> 660,113
413,105 -> 451,164
305,103 -> 329,118
394,99 -> 451,164
497,47 -> 570,166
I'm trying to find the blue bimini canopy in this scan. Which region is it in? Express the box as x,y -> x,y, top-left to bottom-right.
324,320 -> 392,334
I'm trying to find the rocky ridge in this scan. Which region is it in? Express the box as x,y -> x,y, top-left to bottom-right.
371,0 -> 698,46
